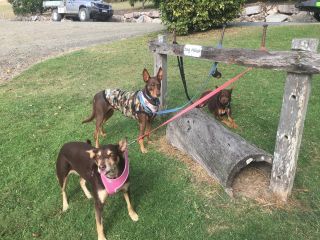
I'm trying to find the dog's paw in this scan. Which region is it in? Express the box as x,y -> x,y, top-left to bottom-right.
140,148 -> 148,154
232,122 -> 238,129
129,211 -> 139,222
85,193 -> 93,199
62,203 -> 69,212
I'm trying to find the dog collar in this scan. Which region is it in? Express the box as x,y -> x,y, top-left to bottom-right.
138,91 -> 160,115
100,149 -> 129,195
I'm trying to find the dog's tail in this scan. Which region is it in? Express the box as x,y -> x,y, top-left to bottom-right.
82,109 -> 95,124
196,90 -> 211,108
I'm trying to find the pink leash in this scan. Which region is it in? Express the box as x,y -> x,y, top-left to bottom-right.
100,149 -> 129,195
135,67 -> 253,142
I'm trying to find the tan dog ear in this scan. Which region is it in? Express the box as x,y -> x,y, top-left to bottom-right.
86,150 -> 96,159
86,149 -> 100,159
157,67 -> 163,81
143,68 -> 150,82
118,139 -> 127,152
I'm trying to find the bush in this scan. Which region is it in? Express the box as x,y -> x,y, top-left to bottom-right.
160,0 -> 246,35
8,0 -> 43,15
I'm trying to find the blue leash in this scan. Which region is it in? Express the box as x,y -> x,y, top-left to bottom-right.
142,26 -> 226,116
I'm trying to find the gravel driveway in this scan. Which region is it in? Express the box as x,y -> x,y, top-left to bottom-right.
0,20 -> 164,84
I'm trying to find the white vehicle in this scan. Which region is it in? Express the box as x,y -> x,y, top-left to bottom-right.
42,0 -> 113,21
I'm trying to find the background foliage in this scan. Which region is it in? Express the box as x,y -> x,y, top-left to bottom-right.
160,0 -> 246,35
8,0 -> 43,14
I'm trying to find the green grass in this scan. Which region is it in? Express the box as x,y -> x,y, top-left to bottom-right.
1,25 -> 320,240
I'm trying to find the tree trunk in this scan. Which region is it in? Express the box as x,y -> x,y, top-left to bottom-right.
166,108 -> 273,196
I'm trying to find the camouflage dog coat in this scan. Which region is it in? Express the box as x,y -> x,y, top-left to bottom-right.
104,89 -> 160,119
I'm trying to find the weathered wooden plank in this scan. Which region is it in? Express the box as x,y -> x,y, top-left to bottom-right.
153,35 -> 168,109
149,39 -> 320,74
167,108 -> 273,196
270,39 -> 318,201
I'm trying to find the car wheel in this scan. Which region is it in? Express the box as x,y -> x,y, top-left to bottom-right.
52,9 -> 62,21
79,8 -> 90,22
314,12 -> 320,22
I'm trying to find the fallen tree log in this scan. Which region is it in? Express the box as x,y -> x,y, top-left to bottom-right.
166,108 -> 273,196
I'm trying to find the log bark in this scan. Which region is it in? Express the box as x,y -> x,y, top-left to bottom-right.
270,39 -> 318,201
153,35 -> 168,109
166,109 -> 273,196
149,39 -> 320,74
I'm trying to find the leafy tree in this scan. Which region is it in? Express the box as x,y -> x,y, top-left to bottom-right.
128,0 -> 161,8
8,0 -> 43,15
160,0 -> 246,35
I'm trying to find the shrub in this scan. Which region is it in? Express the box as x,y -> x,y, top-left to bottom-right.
8,0 -> 43,15
160,0 -> 246,35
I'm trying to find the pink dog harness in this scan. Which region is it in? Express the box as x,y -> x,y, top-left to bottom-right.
100,149 -> 129,195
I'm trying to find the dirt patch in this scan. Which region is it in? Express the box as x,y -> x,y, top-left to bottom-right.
157,136 -> 303,209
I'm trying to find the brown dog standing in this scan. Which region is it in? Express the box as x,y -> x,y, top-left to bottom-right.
56,139 -> 138,240
198,87 -> 238,128
83,68 -> 163,153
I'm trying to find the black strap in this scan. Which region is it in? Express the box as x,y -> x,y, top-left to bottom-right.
177,55 -> 192,101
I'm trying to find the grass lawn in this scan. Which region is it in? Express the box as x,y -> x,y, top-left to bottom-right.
0,25 -> 320,240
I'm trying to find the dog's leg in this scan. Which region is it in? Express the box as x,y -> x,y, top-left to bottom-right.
226,109 -> 238,129
80,178 -> 92,199
100,120 -> 107,137
95,115 -> 105,148
100,109 -> 114,138
138,116 -> 148,153
56,156 -> 70,212
61,176 -> 69,212
145,120 -> 152,144
123,191 -> 139,221
221,118 -> 234,128
94,189 -> 107,240
94,202 -> 106,240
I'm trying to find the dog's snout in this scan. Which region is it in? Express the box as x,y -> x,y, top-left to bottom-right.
99,164 -> 106,170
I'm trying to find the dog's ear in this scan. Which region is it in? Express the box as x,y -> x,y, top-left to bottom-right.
215,85 -> 219,89
157,67 -> 163,81
86,149 -> 100,159
118,139 -> 127,152
143,68 -> 150,82
230,86 -> 235,93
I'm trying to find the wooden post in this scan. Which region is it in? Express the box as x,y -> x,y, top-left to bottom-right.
270,39 -> 319,201
154,35 -> 168,109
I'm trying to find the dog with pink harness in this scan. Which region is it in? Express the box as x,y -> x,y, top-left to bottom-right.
56,139 -> 138,240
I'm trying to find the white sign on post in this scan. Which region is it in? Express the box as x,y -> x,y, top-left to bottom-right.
183,44 -> 202,58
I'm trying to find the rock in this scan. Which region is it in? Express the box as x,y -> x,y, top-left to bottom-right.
278,4 -> 299,14
31,15 -> 38,21
266,13 -> 288,22
133,12 -> 141,18
136,15 -> 144,23
288,12 -> 317,22
150,10 -> 160,18
124,13 -> 134,19
243,5 -> 261,16
110,15 -> 123,22
267,6 -> 278,15
152,18 -> 162,24
135,15 -> 153,23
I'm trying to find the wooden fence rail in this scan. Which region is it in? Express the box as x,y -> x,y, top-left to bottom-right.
149,39 -> 320,74
150,35 -> 319,202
